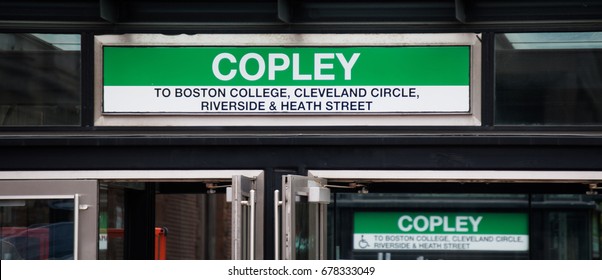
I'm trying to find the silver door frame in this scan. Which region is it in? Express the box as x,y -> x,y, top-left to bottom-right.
307,169 -> 602,260
307,170 -> 602,183
280,175 -> 328,260
0,170 -> 265,260
0,180 -> 97,260
230,175 -> 259,260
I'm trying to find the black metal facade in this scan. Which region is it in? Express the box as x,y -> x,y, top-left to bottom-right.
1,0 -> 602,259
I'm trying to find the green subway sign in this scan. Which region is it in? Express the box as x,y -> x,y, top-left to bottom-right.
102,46 -> 471,114
355,212 -> 527,235
104,47 -> 469,86
354,212 -> 528,251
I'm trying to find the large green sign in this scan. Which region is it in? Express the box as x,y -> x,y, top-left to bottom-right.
354,212 -> 528,251
102,46 -> 471,114
104,47 -> 469,86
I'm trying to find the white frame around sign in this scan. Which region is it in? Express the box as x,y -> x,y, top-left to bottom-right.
0,180 -> 98,260
94,33 -> 482,126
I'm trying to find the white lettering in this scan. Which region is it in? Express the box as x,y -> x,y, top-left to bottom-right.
213,52 -> 360,82
314,53 -> 335,80
443,216 -> 456,232
469,216 -> 483,232
397,215 -> 484,233
268,53 -> 290,80
398,215 -> 412,232
239,53 -> 265,81
212,53 -> 237,81
336,53 -> 360,80
413,216 -> 429,232
429,216 -> 443,232
292,53 -> 312,80
456,216 -> 469,232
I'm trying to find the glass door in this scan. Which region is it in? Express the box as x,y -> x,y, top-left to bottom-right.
99,175 -> 262,260
331,192 -> 531,260
1,195 -> 76,260
278,175 -> 330,260
277,173 -> 602,260
0,180 -> 97,260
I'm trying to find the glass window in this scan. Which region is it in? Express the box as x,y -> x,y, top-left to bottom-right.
98,182 -> 232,260
155,192 -> 231,260
495,32 -> 602,125
0,198 -> 75,260
0,33 -> 81,126
327,189 -> 599,260
329,193 -> 530,260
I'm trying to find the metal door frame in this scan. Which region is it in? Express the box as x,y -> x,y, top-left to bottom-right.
0,170 -> 264,260
306,169 -> 602,260
279,175 -> 328,260
307,170 -> 602,183
229,175 -> 257,260
0,180 -> 97,260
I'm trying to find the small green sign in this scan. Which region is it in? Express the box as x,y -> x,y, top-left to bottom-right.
355,212 -> 528,235
353,212 -> 529,251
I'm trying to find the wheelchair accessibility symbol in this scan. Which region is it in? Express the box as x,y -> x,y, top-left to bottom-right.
358,235 -> 370,249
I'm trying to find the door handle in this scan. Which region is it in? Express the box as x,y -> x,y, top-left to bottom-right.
74,194 -> 80,260
249,189 -> 256,260
274,190 -> 283,260
240,190 -> 256,260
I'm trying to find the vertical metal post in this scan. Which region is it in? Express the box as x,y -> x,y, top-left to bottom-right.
249,190 -> 256,260
274,190 -> 281,260
231,181 -> 242,260
73,194 -> 80,260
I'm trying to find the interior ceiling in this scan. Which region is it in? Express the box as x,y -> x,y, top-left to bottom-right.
0,0 -> 601,25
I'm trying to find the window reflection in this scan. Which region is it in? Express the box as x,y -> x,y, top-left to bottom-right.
155,192 -> 231,260
329,192 -> 598,260
495,32 -> 602,125
98,182 -> 232,260
0,33 -> 80,126
0,199 -> 75,260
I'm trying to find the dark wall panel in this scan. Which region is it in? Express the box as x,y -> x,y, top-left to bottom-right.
1,145 -> 601,171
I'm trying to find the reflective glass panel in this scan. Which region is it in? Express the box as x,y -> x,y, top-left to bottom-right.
155,192 -> 231,260
98,182 -> 232,260
0,33 -> 80,126
495,32 -> 602,125
328,191 -> 598,260
0,198 -> 74,260
294,195 -> 311,259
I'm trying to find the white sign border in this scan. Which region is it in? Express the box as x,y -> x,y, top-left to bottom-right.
94,33 -> 482,126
